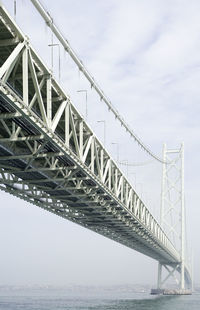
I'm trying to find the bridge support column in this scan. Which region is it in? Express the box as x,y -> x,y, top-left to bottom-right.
181,142 -> 185,290
157,262 -> 162,289
154,143 -> 191,293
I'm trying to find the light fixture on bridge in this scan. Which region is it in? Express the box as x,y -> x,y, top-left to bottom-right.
119,159 -> 129,177
111,142 -> 119,163
48,43 -> 61,82
77,89 -> 88,120
14,0 -> 16,21
97,120 -> 106,148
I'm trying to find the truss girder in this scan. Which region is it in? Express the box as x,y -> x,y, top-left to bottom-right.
0,3 -> 181,265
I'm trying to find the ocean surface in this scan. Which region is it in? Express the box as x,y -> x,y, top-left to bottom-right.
0,285 -> 199,310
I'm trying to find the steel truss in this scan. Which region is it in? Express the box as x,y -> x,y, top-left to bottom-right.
30,0 -> 166,164
0,2 -> 191,278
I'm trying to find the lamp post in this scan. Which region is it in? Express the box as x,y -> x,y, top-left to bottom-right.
137,183 -> 143,199
120,160 -> 129,177
111,142 -> 119,162
130,172 -> 136,188
77,89 -> 88,120
97,120 -> 106,147
14,0 -> 17,20
48,43 -> 61,81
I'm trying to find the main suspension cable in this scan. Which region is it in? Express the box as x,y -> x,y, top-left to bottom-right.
30,0 -> 168,164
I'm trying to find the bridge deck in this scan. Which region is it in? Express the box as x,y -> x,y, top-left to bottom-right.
0,3 -> 181,266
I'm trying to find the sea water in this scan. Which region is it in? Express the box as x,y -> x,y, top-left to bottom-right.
0,285 -> 199,310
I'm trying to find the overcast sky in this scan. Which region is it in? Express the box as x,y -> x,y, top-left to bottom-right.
1,0 -> 200,287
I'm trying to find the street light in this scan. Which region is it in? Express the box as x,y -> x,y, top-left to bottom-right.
14,0 -> 17,21
48,43 -> 61,81
130,172 -> 137,188
111,142 -> 119,162
120,160 -> 129,177
137,183 -> 143,198
97,120 -> 106,147
77,89 -> 88,120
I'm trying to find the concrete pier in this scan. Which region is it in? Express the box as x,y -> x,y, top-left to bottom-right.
151,288 -> 192,295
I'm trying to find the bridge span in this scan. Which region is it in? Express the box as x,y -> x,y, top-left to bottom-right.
0,2 -> 191,290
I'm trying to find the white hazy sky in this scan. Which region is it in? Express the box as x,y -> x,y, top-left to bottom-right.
1,0 -> 200,286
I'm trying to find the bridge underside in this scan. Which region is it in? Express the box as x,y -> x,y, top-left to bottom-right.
0,89 -> 175,265
0,2 -> 191,284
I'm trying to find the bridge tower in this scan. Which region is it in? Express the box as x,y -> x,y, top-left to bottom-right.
157,143 -> 189,292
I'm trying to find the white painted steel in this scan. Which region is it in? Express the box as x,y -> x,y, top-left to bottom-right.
157,144 -> 191,289
181,143 -> 185,289
29,0 -> 167,164
0,2 -> 191,286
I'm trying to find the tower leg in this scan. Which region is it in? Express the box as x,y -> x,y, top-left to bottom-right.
152,143 -> 190,294
157,262 -> 162,289
180,142 -> 185,290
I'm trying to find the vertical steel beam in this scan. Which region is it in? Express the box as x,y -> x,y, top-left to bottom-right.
157,144 -> 166,289
157,263 -> 162,289
47,74 -> 52,127
65,104 -> 69,147
181,142 -> 185,289
22,47 -> 29,105
79,120 -> 83,159
91,138 -> 94,173
160,143 -> 166,226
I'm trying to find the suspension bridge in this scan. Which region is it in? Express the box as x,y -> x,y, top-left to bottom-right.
0,0 -> 192,293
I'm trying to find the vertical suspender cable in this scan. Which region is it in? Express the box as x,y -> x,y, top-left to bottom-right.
29,0 -> 168,164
